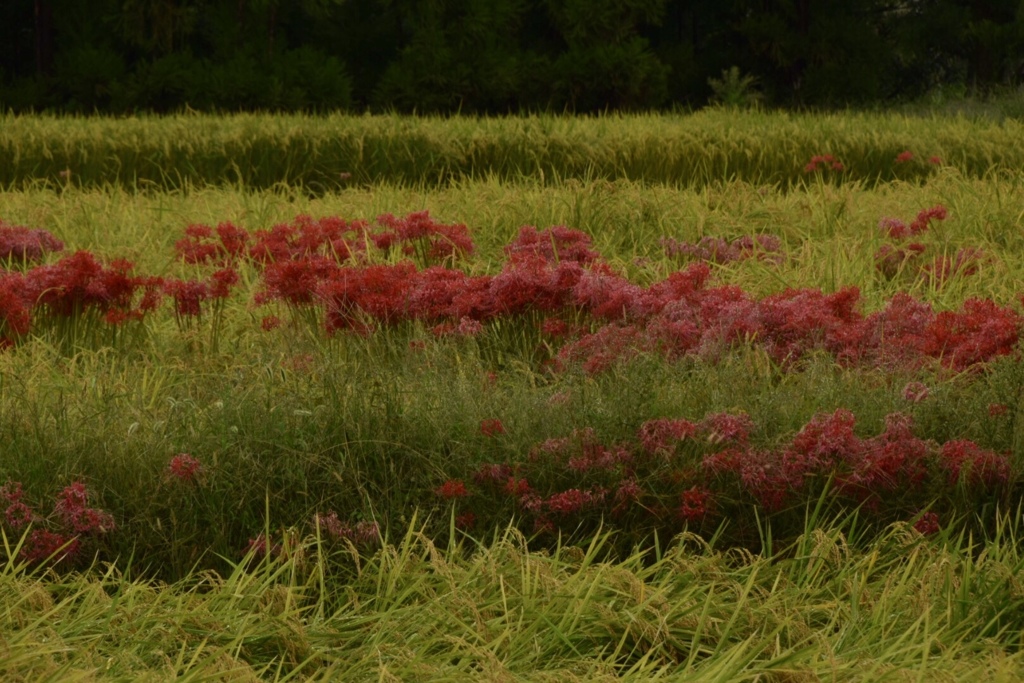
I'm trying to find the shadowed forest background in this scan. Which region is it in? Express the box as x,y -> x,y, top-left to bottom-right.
2,0 -> 1023,114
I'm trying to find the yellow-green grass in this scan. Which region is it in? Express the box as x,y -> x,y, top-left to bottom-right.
3,110 -> 1024,191
2,516 -> 1024,681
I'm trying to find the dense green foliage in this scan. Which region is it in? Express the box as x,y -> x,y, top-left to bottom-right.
3,110 -> 1024,191
3,0 -> 1024,113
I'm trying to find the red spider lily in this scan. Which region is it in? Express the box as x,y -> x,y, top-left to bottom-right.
638,418 -> 698,457
4,500 -> 34,529
804,154 -> 844,173
572,265 -> 644,321
504,477 -> 531,498
174,222 -> 251,265
921,298 -> 1020,372
167,453 -> 203,483
874,242 -> 926,278
21,529 -> 81,565
372,211 -> 475,266
164,278 -> 209,319
612,478 -> 643,515
243,533 -> 281,559
261,315 -> 282,331
939,440 -> 1010,488
54,482 -> 115,534
878,205 -> 946,240
488,255 -> 583,317
843,413 -> 930,496
348,520 -> 381,546
405,266 -> 490,322
913,511 -> 940,536
698,412 -> 755,447
989,403 -> 1010,417
789,408 -> 861,467
313,512 -> 380,546
28,252 -> 147,320
0,271 -> 33,343
256,255 -> 339,306
567,444 -> 631,473
314,511 -> 346,540
0,221 -> 64,263
480,418 -> 505,437
0,480 -> 24,504
435,479 -> 470,499
555,323 -> 648,374
541,317 -> 571,337
472,463 -> 513,486
895,150 -> 914,163
854,293 -> 935,367
920,248 -> 985,287
678,486 -> 712,522
910,205 -> 948,233
318,262 -> 418,333
662,234 -> 784,265
456,316 -> 483,336
208,267 -> 239,299
504,225 -> 599,264
546,488 -> 605,516
248,215 -> 370,265
455,512 -> 476,530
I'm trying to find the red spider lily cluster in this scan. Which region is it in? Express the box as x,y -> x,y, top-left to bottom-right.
312,512 -> 381,546
0,220 -> 64,264
0,208 -> 1016,379
0,250 -> 165,346
893,150 -> 943,167
1,480 -> 115,567
436,408 -> 1009,539
874,205 -> 984,287
166,453 -> 203,483
479,418 -> 505,437
804,154 -> 844,173
662,234 -> 784,265
435,479 -> 470,499
177,211 -> 472,270
245,515 -> 380,561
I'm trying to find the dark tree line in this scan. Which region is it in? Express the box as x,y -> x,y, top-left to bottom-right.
1,0 -> 1022,113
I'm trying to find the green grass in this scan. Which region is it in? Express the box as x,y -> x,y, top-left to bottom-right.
3,110 -> 1024,190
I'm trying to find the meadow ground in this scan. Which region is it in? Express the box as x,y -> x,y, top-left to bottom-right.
1,111 -> 1023,680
